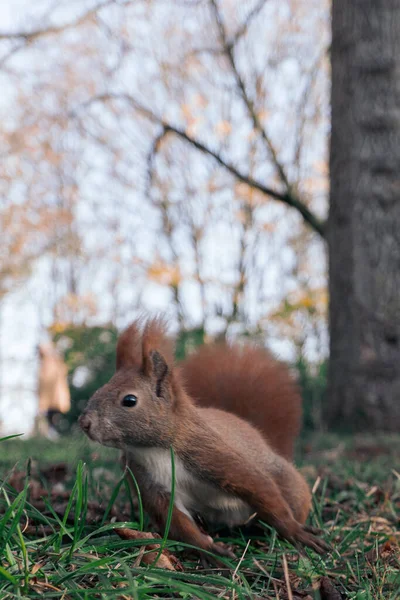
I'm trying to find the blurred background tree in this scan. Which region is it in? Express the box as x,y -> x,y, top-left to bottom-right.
0,0 -> 397,434
328,0 -> 400,431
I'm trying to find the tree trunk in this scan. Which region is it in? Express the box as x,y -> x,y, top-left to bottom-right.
328,0 -> 400,430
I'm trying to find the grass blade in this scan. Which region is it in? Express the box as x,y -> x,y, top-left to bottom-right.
0,565 -> 17,585
124,465 -> 144,531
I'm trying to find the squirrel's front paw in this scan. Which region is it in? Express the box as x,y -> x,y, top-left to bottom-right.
210,540 -> 236,560
293,526 -> 331,555
199,540 -> 236,568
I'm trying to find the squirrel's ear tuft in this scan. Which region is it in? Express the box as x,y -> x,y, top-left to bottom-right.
147,350 -> 169,397
116,321 -> 143,370
116,316 -> 174,373
141,318 -> 174,399
141,318 -> 175,366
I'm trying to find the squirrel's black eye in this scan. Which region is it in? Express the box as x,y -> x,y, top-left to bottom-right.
122,394 -> 137,407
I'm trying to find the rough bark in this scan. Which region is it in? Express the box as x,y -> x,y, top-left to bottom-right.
328,0 -> 400,429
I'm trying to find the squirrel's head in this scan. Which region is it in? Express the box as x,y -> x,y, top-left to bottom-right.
79,318 -> 181,449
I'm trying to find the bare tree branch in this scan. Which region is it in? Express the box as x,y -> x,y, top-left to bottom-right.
146,127 -> 171,198
207,1 -> 328,238
156,198 -> 187,327
188,221 -> 207,325
294,46 -> 328,174
230,0 -> 269,46
226,204 -> 252,329
209,0 -> 293,193
0,0 -> 120,41
76,93 -> 325,236
0,42 -> 25,67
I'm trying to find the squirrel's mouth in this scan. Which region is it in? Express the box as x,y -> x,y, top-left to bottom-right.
83,428 -> 119,449
98,436 -> 120,449
84,428 -> 98,442
93,431 -> 124,450
79,411 -> 123,449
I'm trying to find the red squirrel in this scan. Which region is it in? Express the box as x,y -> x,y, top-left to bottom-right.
79,318 -> 328,558
179,343 -> 302,460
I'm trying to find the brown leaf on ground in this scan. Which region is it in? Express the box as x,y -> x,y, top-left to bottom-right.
23,525 -> 54,536
381,538 -> 399,554
8,470 -> 48,500
4,468 -> 132,535
365,485 -> 387,506
317,443 -> 346,463
348,442 -> 391,460
319,576 -> 342,600
40,462 -> 68,483
284,595 -> 313,600
31,562 -> 45,575
8,470 -> 28,492
317,468 -> 354,493
365,537 -> 399,566
8,467 -> 68,501
114,528 -> 183,571
353,515 -> 397,536
29,580 -> 63,594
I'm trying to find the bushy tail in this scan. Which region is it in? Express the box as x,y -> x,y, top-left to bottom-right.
179,342 -> 302,460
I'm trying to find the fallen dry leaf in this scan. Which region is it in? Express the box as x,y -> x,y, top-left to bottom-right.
365,537 -> 399,566
24,525 -> 54,537
30,580 -> 63,593
40,462 -> 68,483
31,562 -> 44,575
319,576 -> 342,600
114,528 -> 183,571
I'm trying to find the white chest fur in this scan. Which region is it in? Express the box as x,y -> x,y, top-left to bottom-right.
128,447 -> 253,528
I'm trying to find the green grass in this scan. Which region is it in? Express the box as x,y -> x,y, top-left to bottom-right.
0,433 -> 399,599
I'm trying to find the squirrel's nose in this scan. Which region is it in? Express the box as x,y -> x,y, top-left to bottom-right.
79,412 -> 92,434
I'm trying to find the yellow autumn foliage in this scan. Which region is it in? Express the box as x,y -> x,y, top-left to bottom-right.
215,120 -> 232,136
49,322 -> 69,334
271,287 -> 327,320
53,293 -> 98,324
147,261 -> 182,287
234,183 -> 264,207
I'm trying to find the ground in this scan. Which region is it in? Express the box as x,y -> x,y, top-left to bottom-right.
0,432 -> 399,599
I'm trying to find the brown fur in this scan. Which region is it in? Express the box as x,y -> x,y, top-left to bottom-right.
116,318 -> 175,371
79,318 -> 329,557
179,343 -> 302,460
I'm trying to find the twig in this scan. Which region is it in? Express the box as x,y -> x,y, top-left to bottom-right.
209,0 -> 292,193
232,539 -> 251,578
282,554 -> 293,600
230,0 -> 269,46
0,1 -> 122,41
76,94 -> 325,236
312,475 -> 322,495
